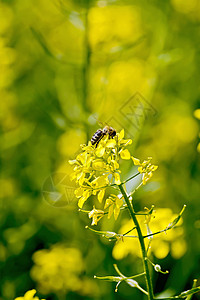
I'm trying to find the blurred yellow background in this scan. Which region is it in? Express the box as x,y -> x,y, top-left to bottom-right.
0,0 -> 200,299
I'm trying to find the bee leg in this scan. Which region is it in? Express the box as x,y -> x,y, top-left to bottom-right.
95,134 -> 104,148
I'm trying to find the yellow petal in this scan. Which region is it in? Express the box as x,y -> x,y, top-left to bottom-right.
108,205 -> 114,219
138,166 -> 143,173
24,289 -> 37,299
76,152 -> 86,164
104,198 -> 113,209
152,165 -> 158,171
114,206 -> 120,220
106,139 -> 116,148
92,159 -> 106,171
78,190 -> 91,208
79,172 -> 85,185
78,197 -> 87,208
86,156 -> 93,168
70,172 -> 77,181
120,149 -> 131,160
77,172 -> 83,180
118,129 -> 124,140
114,173 -> 121,185
120,138 -> 132,146
91,216 -> 98,226
116,197 -> 123,208
88,208 -> 95,218
92,175 -> 109,188
95,147 -> 105,157
131,156 -> 141,165
107,156 -> 111,163
74,187 -> 84,198
194,108 -> 200,120
83,190 -> 91,198
98,189 -> 105,203
111,160 -> 119,169
68,160 -> 77,165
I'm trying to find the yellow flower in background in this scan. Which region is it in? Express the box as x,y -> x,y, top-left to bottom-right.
15,289 -> 45,300
113,208 -> 186,260
31,244 -> 84,294
194,108 -> 200,152
171,0 -> 200,20
57,129 -> 87,157
194,109 -> 200,119
88,5 -> 143,51
31,244 -> 99,297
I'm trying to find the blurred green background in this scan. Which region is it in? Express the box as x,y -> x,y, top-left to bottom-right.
0,0 -> 200,299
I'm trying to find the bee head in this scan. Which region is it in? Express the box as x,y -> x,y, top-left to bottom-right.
109,127 -> 116,137
102,127 -> 109,134
112,130 -> 116,137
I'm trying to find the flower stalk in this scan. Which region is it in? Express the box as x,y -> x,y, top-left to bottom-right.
70,128 -> 200,299
118,183 -> 154,300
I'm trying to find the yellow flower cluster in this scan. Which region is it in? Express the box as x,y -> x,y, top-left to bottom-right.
132,157 -> 158,185
69,129 -> 132,209
70,129 -> 158,225
30,245 -> 99,297
31,244 -> 84,294
88,194 -> 124,225
15,289 -> 45,300
88,207 -> 105,226
104,194 -> 124,220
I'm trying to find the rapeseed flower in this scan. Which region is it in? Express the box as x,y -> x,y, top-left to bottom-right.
88,206 -> 105,225
14,289 -> 45,300
132,156 -> 158,184
70,129 -> 157,225
31,245 -> 84,294
69,129 -> 132,209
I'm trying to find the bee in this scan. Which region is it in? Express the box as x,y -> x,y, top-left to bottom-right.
91,125 -> 116,147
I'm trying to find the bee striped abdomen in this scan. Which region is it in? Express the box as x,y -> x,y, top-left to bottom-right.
91,129 -> 103,145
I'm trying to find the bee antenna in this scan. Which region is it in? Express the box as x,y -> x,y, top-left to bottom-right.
95,118 -> 105,127
91,115 -> 102,126
94,117 -> 109,127
98,121 -> 105,126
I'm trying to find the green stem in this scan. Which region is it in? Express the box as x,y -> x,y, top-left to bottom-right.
122,172 -> 141,184
119,184 -> 154,300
